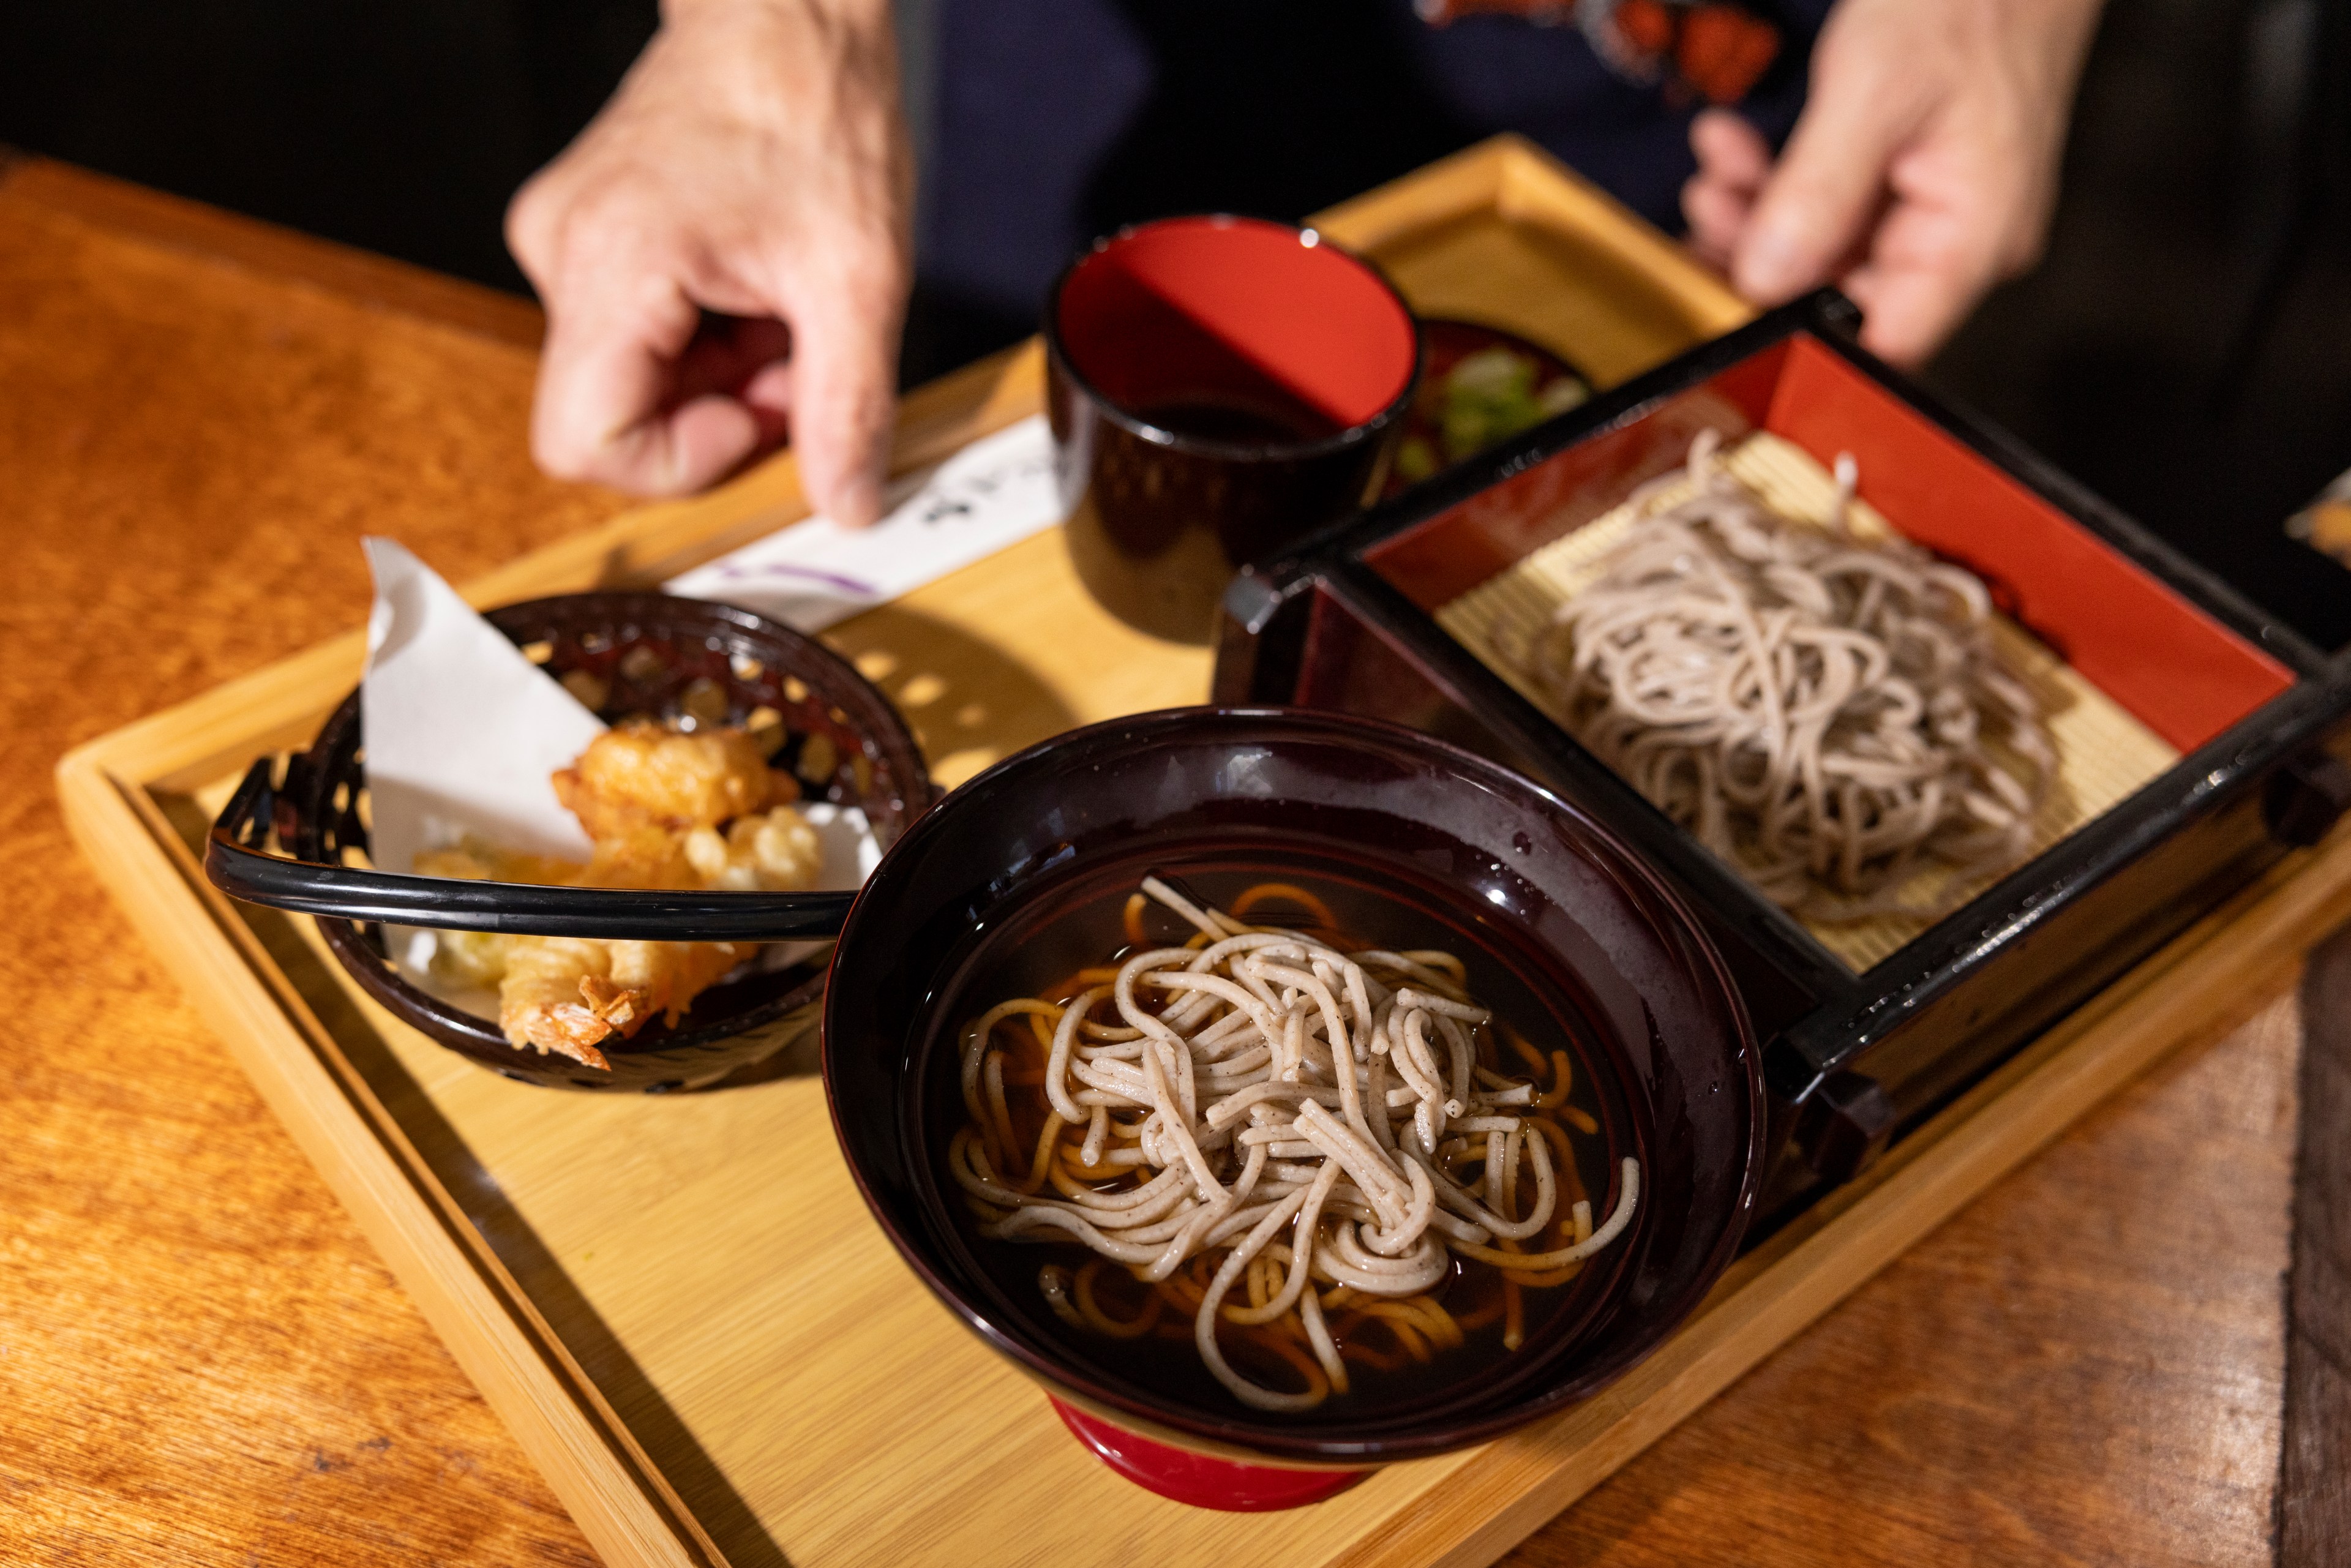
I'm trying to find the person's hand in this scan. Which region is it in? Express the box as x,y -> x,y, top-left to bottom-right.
1682,0 -> 2105,367
507,0 -> 909,521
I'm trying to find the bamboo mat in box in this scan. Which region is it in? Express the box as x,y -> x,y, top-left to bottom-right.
1436,432 -> 2180,972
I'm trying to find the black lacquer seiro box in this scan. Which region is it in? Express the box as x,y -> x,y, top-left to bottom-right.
1213,291 -> 2351,1226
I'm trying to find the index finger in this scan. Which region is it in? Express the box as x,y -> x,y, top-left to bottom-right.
771,260 -> 903,528
531,268 -> 765,496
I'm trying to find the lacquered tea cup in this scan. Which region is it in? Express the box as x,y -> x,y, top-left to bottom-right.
1045,217 -> 1421,644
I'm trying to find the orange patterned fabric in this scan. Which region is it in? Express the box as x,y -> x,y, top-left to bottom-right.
1675,6 -> 1781,102
1418,0 -> 1782,107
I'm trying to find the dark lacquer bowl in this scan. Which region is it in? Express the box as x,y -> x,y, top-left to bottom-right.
822,706 -> 1764,1482
291,592 -> 931,1092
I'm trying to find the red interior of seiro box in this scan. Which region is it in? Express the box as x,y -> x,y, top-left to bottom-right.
1362,333 -> 2293,755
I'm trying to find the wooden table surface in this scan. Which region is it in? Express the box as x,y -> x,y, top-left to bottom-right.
0,153 -> 2314,1566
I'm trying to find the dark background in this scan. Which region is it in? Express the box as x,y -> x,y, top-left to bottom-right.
2,0 -> 2345,647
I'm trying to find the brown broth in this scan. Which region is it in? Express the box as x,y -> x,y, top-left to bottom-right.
925,852 -> 1639,1422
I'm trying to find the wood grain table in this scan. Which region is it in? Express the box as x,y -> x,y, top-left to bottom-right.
0,152 -> 2332,1566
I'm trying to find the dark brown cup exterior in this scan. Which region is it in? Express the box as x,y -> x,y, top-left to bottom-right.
821,705 -> 1765,1465
290,591 -> 932,1092
1044,222 -> 1422,646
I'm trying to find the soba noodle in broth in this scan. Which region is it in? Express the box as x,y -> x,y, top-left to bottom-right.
947,876 -> 1638,1413
1524,430 -> 2052,919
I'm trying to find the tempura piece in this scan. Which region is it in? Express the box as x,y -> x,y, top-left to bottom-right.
416,721 -> 826,1070
498,936 -> 628,1069
597,940 -> 752,1026
497,934 -> 754,1067
576,822 -> 707,891
413,836 -> 584,888
682,806 -> 824,891
413,836 -> 586,992
428,928 -> 513,991
552,719 -> 789,839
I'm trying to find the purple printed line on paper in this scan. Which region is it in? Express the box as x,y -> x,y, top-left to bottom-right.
717,562 -> 883,596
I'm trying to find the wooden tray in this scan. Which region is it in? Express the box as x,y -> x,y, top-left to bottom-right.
54,136 -> 2351,1568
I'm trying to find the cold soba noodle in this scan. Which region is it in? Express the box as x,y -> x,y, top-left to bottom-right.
947,876 -> 1639,1413
1526,430 -> 2052,918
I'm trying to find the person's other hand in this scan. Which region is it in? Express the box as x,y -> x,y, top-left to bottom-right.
507,0 -> 909,521
1682,0 -> 2105,367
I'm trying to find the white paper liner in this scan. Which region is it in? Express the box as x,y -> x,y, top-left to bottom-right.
362,537 -> 605,875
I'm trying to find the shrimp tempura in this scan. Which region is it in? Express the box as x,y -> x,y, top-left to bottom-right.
552,720 -> 791,839
413,722 -> 828,1070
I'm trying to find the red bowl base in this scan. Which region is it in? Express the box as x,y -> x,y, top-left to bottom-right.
1049,1398 -> 1371,1510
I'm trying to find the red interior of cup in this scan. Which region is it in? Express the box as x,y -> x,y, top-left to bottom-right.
1048,1398 -> 1369,1510
1054,216 -> 1418,438
1365,332 -> 2294,754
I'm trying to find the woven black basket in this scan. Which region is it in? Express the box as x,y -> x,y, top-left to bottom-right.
207,591 -> 932,1090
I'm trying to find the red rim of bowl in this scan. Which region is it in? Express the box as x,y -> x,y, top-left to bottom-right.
1048,1398 -> 1370,1509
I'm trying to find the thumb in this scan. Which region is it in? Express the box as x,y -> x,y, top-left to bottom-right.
775,265 -> 901,528
1733,55 -> 1921,304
